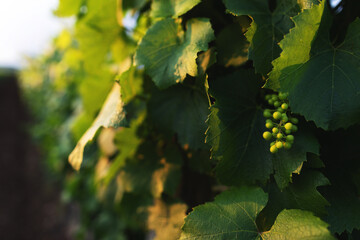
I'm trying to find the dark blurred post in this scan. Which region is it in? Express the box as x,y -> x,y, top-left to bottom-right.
0,69 -> 28,239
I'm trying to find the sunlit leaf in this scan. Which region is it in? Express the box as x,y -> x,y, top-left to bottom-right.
69,83 -> 126,170
135,18 -> 214,88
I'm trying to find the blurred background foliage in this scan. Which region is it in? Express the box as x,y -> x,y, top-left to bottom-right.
19,0 -> 214,239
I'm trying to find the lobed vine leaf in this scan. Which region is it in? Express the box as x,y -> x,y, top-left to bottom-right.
135,18 -> 214,89
268,1 -> 360,130
180,187 -> 334,239
69,83 -> 126,170
260,171 -> 330,230
262,209 -> 335,240
206,69 -> 273,185
222,0 -> 304,75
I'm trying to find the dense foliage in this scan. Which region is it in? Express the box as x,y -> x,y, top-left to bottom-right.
21,0 -> 360,239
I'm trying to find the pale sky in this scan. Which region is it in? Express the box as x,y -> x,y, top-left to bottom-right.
0,0 -> 72,68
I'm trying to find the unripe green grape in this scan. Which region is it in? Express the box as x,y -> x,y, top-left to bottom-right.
284,122 -> 293,130
266,119 -> 272,123
282,116 -> 288,122
278,92 -> 287,100
271,95 -> 278,101
292,125 -> 298,132
281,103 -> 288,110
265,122 -> 273,128
286,135 -> 294,142
270,145 -> 278,153
277,107 -> 285,113
275,141 -> 283,149
284,142 -> 292,149
268,99 -> 274,105
263,131 -> 272,140
265,94 -> 271,100
274,101 -> 281,107
276,133 -> 283,139
272,127 -> 279,134
273,112 -> 282,120
263,109 -> 272,118
291,118 -> 299,124
285,129 -> 291,134
270,141 -> 276,146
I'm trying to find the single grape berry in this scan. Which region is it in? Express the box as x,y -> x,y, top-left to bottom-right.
285,129 -> 291,134
275,141 -> 283,149
286,135 -> 294,142
263,131 -> 272,140
272,127 -> 279,134
278,92 -> 287,100
270,145 -> 278,153
270,141 -> 276,146
291,117 -> 299,124
277,107 -> 285,113
282,116 -> 288,122
265,94 -> 271,100
292,125 -> 298,132
281,103 -> 288,110
263,109 -> 272,118
268,99 -> 274,105
274,101 -> 281,107
284,142 -> 292,149
273,112 -> 282,120
284,122 -> 293,130
276,133 -> 283,139
265,122 -> 273,129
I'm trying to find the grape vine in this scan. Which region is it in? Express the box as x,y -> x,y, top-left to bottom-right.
20,0 -> 360,239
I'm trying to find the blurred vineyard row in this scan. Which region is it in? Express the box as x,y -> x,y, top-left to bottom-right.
20,0 -> 213,239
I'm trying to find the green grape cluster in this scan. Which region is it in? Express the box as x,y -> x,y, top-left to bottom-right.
262,92 -> 298,154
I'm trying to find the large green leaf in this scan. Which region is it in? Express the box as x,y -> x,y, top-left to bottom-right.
262,209 -> 335,240
222,0 -> 303,75
259,171 -> 330,230
272,127 -> 319,189
180,187 -> 335,239
268,1 -> 360,130
151,0 -> 201,18
180,187 -> 267,239
135,18 -> 214,89
206,70 -> 272,185
69,83 -> 126,170
149,83 -> 209,149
